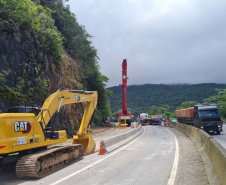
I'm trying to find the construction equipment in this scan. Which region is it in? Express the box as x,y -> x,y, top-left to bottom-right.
0,89 -> 98,178
118,59 -> 131,128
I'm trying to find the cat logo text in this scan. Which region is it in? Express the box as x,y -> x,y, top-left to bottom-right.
15,122 -> 32,134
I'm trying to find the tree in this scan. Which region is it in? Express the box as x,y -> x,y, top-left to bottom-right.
39,0 -> 113,125
177,101 -> 199,110
147,105 -> 171,118
204,89 -> 226,119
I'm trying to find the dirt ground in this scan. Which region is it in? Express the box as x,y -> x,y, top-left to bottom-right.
66,125 -> 114,143
91,126 -> 113,135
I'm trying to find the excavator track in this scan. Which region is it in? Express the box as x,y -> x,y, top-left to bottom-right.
16,144 -> 84,178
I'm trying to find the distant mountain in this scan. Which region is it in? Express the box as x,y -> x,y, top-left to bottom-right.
108,83 -> 226,114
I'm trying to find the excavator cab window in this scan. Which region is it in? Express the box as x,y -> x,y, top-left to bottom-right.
6,107 -> 18,113
6,106 -> 41,116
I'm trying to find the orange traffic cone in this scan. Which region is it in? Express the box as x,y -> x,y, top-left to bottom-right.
99,142 -> 105,155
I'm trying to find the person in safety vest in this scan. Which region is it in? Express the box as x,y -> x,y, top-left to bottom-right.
165,118 -> 169,127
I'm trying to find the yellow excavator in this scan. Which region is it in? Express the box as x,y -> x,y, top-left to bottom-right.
0,89 -> 97,178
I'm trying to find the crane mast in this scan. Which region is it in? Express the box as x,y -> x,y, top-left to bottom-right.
118,59 -> 131,128
120,59 -> 128,115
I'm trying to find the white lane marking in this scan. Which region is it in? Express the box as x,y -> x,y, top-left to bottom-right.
167,129 -> 179,185
51,127 -> 146,185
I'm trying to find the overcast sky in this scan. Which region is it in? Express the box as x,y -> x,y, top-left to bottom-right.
68,0 -> 226,87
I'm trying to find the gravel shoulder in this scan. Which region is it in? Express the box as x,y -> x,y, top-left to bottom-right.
167,127 -> 209,185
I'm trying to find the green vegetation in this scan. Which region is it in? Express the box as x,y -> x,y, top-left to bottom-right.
0,0 -> 112,126
176,101 -> 199,110
39,0 -> 112,124
147,105 -> 171,119
108,84 -> 226,119
0,68 -> 48,105
0,0 -> 61,104
204,89 -> 226,119
109,83 -> 226,113
0,0 -> 63,58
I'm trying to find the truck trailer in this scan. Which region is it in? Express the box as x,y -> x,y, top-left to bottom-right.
176,104 -> 223,134
150,115 -> 163,125
137,114 -> 163,125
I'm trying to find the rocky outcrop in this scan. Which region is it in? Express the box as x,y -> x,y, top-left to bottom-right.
0,30 -> 84,136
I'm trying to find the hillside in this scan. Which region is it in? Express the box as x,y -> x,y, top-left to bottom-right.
108,83 -> 226,114
0,0 -> 111,135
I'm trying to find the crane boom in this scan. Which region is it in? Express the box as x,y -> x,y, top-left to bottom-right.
119,59 -> 128,115
118,59 -> 131,128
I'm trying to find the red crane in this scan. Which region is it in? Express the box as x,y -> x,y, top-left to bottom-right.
118,59 -> 131,128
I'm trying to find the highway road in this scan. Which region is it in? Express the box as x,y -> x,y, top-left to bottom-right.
0,126 -> 209,185
213,124 -> 226,149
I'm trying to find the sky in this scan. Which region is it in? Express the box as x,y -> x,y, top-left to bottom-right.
67,0 -> 226,87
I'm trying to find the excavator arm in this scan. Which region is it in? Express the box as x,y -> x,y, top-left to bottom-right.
36,89 -> 98,154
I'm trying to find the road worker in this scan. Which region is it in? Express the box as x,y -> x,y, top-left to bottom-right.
158,117 -> 162,127
165,118 -> 169,127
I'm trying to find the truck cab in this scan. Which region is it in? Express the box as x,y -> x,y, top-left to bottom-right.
194,104 -> 223,134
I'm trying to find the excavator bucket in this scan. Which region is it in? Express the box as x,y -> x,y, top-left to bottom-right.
72,135 -> 96,155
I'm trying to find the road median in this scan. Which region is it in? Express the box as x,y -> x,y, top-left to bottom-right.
101,125 -> 143,153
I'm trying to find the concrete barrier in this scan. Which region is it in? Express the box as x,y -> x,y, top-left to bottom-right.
169,121 -> 226,185
101,125 -> 143,153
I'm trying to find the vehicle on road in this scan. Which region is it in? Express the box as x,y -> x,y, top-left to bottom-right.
176,104 -> 223,134
140,113 -> 148,119
135,114 -> 163,125
150,115 -> 163,125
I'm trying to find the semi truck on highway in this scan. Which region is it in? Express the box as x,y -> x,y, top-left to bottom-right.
176,104 -> 223,134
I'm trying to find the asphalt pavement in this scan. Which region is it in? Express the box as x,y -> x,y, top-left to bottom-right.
213,124 -> 226,149
32,126 -> 176,185
0,125 -> 210,185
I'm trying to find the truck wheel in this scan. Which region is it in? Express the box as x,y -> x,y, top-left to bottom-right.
216,131 -> 220,135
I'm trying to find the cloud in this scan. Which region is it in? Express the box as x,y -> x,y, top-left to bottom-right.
68,0 -> 226,87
